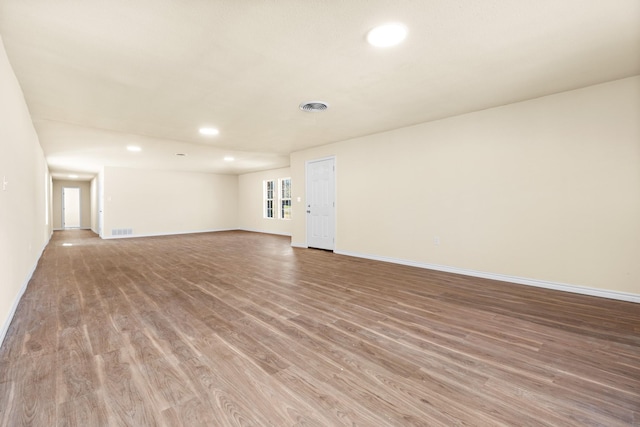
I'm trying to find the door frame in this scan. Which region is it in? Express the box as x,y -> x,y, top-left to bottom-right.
305,155 -> 336,250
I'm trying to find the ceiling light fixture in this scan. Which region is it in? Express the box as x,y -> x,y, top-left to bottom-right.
127,145 -> 142,152
367,23 -> 408,47
199,127 -> 219,136
223,156 -> 234,162
299,101 -> 329,112
68,174 -> 78,179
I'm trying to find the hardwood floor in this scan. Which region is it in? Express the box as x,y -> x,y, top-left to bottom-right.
0,230 -> 638,426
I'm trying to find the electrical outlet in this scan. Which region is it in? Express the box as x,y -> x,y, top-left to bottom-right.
434,236 -> 440,245
2,175 -> 7,191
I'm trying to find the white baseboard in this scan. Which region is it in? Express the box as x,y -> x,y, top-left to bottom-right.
53,227 -> 92,231
101,228 -> 237,240
334,250 -> 640,304
239,228 -> 292,237
0,236 -> 51,347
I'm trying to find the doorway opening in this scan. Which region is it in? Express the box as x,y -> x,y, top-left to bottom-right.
62,187 -> 81,229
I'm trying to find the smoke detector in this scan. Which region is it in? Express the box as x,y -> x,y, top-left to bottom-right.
299,101 -> 329,112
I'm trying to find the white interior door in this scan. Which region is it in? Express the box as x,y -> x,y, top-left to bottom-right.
62,187 -> 81,229
306,157 -> 335,250
97,172 -> 104,237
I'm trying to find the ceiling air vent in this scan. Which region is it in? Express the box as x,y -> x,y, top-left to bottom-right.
299,101 -> 329,112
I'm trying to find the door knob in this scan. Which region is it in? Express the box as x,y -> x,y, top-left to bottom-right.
306,210 -> 311,213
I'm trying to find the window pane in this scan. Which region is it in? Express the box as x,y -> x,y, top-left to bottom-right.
264,180 -> 275,218
279,178 -> 292,219
267,180 -> 274,199
281,178 -> 291,198
281,199 -> 291,219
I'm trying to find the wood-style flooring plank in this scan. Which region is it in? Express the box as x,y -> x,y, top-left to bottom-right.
0,354 -> 57,426
161,396 -> 219,427
56,391 -> 109,427
95,347 -> 161,426
55,344 -> 98,405
0,229 -> 638,426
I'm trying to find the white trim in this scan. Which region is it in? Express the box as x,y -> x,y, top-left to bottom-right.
53,227 -> 92,231
0,279 -> 29,348
101,228 -> 237,239
239,228 -> 292,237
334,249 -> 640,304
0,238 -> 50,347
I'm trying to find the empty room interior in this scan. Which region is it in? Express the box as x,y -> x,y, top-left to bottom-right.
1,1 -> 639,426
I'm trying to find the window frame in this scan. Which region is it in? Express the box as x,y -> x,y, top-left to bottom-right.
264,179 -> 275,219
279,177 -> 292,220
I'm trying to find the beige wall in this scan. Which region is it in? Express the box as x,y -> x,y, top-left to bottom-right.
102,167 -> 238,238
291,76 -> 640,296
52,179 -> 92,229
238,167 -> 292,236
0,37 -> 52,344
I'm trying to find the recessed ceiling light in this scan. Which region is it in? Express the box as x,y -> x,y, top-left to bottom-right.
127,145 -> 142,152
367,23 -> 408,47
68,174 -> 78,179
223,156 -> 234,162
199,127 -> 219,136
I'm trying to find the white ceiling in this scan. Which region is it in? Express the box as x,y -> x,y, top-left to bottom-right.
1,1 -> 639,180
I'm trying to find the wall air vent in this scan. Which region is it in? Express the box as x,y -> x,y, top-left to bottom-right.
111,228 -> 133,236
299,101 -> 329,112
